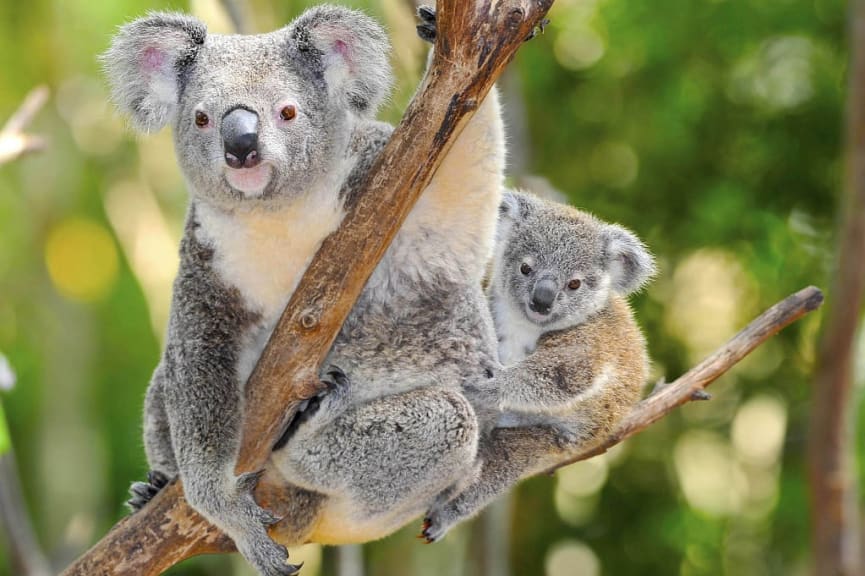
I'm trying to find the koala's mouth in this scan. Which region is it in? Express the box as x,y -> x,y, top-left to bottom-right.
224,163 -> 274,198
523,300 -> 559,325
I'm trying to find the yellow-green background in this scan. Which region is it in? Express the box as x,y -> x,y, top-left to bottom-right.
0,0 -> 852,574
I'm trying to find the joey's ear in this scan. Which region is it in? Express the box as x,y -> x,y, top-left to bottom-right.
101,12 -> 206,133
499,189 -> 535,222
288,5 -> 392,117
602,224 -> 656,295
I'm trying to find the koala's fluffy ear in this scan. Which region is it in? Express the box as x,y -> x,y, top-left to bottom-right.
602,224 -> 656,295
500,189 -> 537,221
101,13 -> 206,133
288,5 -> 392,117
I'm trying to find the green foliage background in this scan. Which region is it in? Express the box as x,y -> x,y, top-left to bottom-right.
0,0 -> 854,574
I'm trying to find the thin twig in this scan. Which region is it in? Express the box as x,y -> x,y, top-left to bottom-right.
547,285 -> 824,473
0,86 -> 49,165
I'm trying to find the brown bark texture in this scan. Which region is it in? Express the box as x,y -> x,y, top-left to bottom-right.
61,1 -> 554,574
808,1 -> 865,574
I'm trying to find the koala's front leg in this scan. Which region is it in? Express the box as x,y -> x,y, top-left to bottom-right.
128,367 -> 176,511
156,236 -> 301,576
494,337 -> 598,415
162,341 -> 301,576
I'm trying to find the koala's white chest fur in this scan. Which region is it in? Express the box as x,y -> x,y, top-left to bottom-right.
195,186 -> 347,385
197,195 -> 345,319
492,295 -> 544,366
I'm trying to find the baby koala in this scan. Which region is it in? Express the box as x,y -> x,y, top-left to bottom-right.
421,189 -> 656,542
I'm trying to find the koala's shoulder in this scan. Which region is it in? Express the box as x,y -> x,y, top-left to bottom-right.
339,120 -> 394,206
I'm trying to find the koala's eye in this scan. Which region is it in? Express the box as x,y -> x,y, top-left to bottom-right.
194,111 -> 210,128
280,105 -> 297,121
568,279 -> 582,290
520,263 -> 532,276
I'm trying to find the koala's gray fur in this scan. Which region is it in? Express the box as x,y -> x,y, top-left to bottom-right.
420,190 -> 656,542
104,5 -> 503,574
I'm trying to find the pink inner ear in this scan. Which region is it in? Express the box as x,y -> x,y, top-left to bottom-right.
141,46 -> 166,73
333,39 -> 354,72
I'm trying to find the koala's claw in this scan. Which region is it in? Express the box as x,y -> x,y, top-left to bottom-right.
322,365 -> 350,391
416,5 -> 437,43
237,469 -> 267,495
126,470 -> 172,512
243,539 -> 303,576
418,515 -> 448,544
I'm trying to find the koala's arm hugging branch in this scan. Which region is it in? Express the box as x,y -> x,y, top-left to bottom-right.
61,2 -> 555,575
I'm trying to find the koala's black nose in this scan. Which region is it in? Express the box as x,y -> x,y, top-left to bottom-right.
529,279 -> 558,316
222,107 -> 260,169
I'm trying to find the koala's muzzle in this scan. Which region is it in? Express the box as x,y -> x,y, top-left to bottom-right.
222,107 -> 260,169
529,278 -> 558,315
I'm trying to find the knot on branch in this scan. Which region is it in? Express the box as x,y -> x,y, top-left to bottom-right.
506,7 -> 526,29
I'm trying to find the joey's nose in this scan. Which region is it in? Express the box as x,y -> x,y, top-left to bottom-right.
529,279 -> 558,315
222,107 -> 260,169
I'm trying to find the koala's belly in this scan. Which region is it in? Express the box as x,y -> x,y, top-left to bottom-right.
306,497 -> 421,545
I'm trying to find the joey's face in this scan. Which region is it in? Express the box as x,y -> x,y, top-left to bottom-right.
500,217 -> 612,331
174,34 -> 347,207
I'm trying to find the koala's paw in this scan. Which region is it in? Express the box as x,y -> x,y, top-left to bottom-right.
232,473 -> 303,576
238,535 -> 302,576
416,5 -> 437,43
126,470 -> 171,512
273,366 -> 351,450
418,508 -> 456,544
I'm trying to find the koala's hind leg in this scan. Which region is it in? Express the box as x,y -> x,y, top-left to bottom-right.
128,366 -> 177,511
272,386 -> 479,528
421,425 -> 575,543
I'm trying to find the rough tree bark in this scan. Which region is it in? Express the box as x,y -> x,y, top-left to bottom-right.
808,0 -> 865,574
61,1 -> 554,574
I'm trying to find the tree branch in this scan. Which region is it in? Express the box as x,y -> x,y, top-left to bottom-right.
60,2 -> 554,574
0,86 -> 48,166
547,285 -> 824,473
808,0 -> 865,573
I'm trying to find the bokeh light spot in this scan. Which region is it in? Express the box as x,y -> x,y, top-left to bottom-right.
546,540 -> 601,576
732,394 -> 788,466
554,25 -> 606,71
45,218 -> 119,302
674,430 -> 747,517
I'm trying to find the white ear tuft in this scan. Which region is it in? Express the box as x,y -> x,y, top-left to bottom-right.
288,5 -> 392,117
602,224 -> 656,295
101,12 -> 206,133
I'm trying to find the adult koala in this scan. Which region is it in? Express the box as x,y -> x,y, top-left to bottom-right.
103,4 -> 503,574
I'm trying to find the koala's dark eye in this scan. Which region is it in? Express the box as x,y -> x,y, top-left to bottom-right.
568,279 -> 582,290
194,111 -> 209,128
280,105 -> 297,121
520,263 -> 532,276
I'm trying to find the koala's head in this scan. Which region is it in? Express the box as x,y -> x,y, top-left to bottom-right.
102,6 -> 392,208
494,190 -> 656,330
